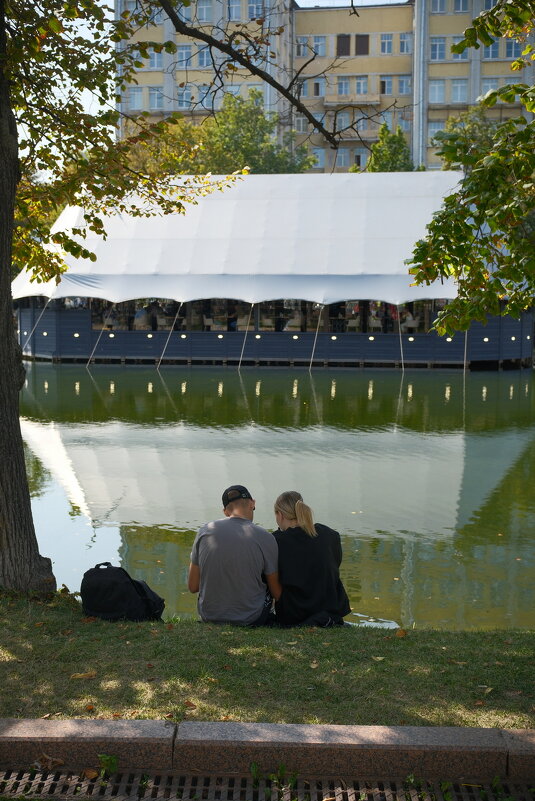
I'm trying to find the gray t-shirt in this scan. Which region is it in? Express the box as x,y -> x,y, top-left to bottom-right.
190,515 -> 278,625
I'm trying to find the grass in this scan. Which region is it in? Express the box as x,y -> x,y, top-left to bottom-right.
0,592 -> 533,728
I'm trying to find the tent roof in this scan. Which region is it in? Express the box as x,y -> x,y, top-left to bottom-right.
12,172 -> 462,305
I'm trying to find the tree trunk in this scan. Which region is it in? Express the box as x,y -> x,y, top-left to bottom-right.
0,2 -> 56,595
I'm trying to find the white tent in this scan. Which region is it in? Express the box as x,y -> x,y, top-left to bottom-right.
12,172 -> 462,306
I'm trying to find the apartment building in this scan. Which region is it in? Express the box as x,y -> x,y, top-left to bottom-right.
117,0 -> 533,168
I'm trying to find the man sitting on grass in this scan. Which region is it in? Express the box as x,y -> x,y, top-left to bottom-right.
188,484 -> 282,626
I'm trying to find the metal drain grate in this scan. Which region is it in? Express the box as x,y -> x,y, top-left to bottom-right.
0,772 -> 533,801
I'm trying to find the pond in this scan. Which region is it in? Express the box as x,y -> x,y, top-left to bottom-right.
20,363 -> 535,631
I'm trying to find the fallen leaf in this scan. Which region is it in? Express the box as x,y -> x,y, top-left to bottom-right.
474,700 -> 485,706
164,713 -> 174,719
41,713 -> 52,719
112,713 -> 123,718
286,641 -> 298,645
166,624 -> 174,630
310,660 -> 319,669
396,629 -> 408,638
81,617 -> 97,623
184,701 -> 197,709
371,656 -> 385,661
70,671 -> 97,680
60,629 -> 73,636
484,687 -> 494,694
223,665 -> 231,670
206,677 -> 218,683
503,639 -> 513,645
82,769 -> 99,780
146,663 -> 154,669
31,753 -> 65,771
147,677 -> 156,682
85,704 -> 95,712
448,660 -> 467,666
35,622 -> 45,627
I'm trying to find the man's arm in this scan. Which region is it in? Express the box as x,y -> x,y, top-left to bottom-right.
266,571 -> 282,601
188,562 -> 200,593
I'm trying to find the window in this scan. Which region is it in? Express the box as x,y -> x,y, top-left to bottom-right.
178,86 -> 192,108
337,110 -> 350,129
355,75 -> 368,94
454,0 -> 468,11
336,149 -> 349,168
336,34 -> 350,56
149,6 -> 165,24
296,36 -> 308,57
297,79 -> 308,98
398,116 -> 411,132
128,86 -> 143,109
295,114 -> 307,133
177,44 -> 192,67
484,0 -> 496,7
484,39 -> 500,58
428,120 -> 445,144
248,0 -> 263,18
430,37 -> 446,60
177,2 -> 191,20
199,84 -> 211,108
148,47 -> 163,69
338,76 -> 349,95
148,86 -> 164,110
451,78 -> 468,102
198,46 -> 211,67
381,33 -> 393,54
354,147 -> 368,168
197,0 -> 212,21
226,84 -> 241,96
355,34 -> 369,56
452,36 -> 468,59
381,110 -> 393,129
380,75 -> 392,95
429,79 -> 445,103
356,116 -> 366,132
398,75 -> 411,95
506,39 -> 521,58
228,0 -> 241,20
481,77 -> 499,94
313,77 -> 325,96
313,36 -> 326,57
312,148 -> 325,168
431,0 -> 445,12
123,0 -> 137,11
399,33 -> 412,54
247,83 -> 263,100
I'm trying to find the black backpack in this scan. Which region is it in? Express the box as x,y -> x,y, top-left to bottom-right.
80,562 -> 165,622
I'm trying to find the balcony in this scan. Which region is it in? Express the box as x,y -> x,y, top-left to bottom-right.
323,93 -> 381,107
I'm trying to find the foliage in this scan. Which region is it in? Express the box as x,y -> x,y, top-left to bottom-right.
364,124 -> 414,173
435,106 -> 501,171
408,0 -> 535,334
129,91 -> 315,175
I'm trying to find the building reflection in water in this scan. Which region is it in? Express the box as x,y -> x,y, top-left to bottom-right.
20,364 -> 535,630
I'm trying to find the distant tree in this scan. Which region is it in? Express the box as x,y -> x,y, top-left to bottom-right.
349,124 -> 413,173
129,91 -> 315,175
435,105 -> 501,171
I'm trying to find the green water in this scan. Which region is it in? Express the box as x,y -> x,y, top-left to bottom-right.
20,363 -> 535,630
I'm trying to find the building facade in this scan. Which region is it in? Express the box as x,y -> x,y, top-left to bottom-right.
118,0 -> 534,169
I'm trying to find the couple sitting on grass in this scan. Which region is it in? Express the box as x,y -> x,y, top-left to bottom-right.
188,485 -> 350,628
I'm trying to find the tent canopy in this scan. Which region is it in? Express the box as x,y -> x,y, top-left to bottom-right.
12,172 -> 462,306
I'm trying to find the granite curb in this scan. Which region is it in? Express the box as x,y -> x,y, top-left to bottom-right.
0,720 -> 533,782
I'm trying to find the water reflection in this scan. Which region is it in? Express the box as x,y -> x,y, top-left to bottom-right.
20,364 -> 535,630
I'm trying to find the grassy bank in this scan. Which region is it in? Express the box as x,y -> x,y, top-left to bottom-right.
0,593 -> 533,728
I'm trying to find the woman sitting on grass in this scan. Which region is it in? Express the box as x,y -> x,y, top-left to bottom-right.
273,490 -> 350,627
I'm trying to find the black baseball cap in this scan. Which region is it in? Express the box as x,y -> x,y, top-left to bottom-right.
222,485 -> 253,508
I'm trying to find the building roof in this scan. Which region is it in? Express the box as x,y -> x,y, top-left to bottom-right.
12,172 -> 462,306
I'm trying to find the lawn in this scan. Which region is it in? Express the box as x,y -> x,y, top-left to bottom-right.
0,592 -> 533,728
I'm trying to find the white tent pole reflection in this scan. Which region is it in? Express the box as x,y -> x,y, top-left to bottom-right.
308,305 -> 324,372
238,303 -> 254,371
157,302 -> 183,371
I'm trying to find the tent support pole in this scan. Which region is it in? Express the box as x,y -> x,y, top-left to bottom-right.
87,303 -> 115,368
22,298 -> 51,352
156,303 -> 183,371
308,305 -> 323,372
397,305 -> 405,374
238,303 -> 254,371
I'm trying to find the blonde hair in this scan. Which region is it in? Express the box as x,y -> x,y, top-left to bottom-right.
274,490 -> 317,537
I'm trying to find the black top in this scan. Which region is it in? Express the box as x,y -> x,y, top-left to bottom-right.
274,523 -> 351,626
